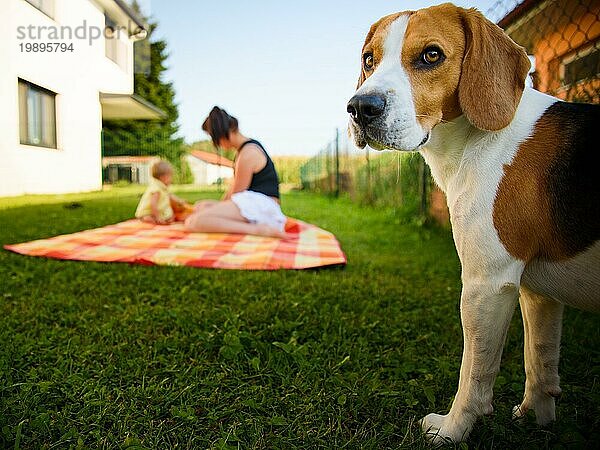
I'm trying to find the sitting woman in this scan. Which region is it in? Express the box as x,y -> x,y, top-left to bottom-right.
184,106 -> 288,239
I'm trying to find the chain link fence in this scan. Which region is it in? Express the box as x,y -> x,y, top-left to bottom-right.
488,0 -> 599,103
101,129 -> 191,185
299,130 -> 430,216
300,0 -> 599,221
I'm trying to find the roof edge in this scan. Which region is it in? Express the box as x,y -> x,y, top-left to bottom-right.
100,93 -> 168,120
113,0 -> 147,32
497,0 -> 539,28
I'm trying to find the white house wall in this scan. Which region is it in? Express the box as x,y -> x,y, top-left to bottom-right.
0,0 -> 135,197
206,163 -> 233,185
185,155 -> 234,186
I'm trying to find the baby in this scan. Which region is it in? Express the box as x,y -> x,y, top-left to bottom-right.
135,160 -> 193,224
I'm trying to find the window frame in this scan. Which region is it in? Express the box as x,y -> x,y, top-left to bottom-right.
105,14 -> 128,70
560,41 -> 600,88
18,78 -> 58,150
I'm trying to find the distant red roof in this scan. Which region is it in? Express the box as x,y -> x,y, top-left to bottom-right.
189,150 -> 234,168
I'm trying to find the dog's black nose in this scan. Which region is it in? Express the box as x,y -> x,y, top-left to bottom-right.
347,94 -> 386,125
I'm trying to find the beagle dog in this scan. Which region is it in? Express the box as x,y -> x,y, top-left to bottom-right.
347,2 -> 599,444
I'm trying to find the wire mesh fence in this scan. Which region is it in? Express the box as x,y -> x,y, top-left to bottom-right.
300,0 -> 599,221
101,129 -> 190,185
299,130 -> 431,216
488,0 -> 599,103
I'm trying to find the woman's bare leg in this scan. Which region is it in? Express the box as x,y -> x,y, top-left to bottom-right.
184,200 -> 287,238
193,199 -> 219,212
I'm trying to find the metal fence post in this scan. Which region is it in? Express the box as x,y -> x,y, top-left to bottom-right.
365,146 -> 371,204
418,157 -> 427,217
335,128 -> 340,198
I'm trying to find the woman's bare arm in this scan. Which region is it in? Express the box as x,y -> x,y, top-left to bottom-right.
223,146 -> 265,200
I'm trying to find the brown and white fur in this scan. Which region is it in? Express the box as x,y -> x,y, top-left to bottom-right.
347,3 -> 600,444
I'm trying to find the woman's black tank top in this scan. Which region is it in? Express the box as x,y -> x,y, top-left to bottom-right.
237,139 -> 280,198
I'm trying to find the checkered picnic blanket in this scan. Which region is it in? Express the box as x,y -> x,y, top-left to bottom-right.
3,218 -> 346,270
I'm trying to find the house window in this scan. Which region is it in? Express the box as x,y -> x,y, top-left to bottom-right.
563,45 -> 600,86
105,14 -> 127,70
105,15 -> 118,62
18,79 -> 57,149
24,0 -> 54,18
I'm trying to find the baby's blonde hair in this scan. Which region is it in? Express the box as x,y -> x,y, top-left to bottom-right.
152,160 -> 173,179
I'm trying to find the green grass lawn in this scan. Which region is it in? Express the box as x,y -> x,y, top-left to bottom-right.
0,189 -> 598,449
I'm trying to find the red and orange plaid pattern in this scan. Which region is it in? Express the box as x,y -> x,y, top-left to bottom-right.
4,218 -> 346,270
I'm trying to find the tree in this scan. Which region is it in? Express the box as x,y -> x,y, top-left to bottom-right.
102,1 -> 188,180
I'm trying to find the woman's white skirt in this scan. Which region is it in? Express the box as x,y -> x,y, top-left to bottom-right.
231,190 -> 287,231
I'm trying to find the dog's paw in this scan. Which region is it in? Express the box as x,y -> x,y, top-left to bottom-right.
512,402 -> 528,419
420,413 -> 471,445
512,388 -> 559,425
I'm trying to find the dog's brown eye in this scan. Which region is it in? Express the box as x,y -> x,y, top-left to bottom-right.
421,47 -> 443,65
363,53 -> 374,71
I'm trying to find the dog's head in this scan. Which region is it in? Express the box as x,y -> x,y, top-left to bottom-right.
347,3 -> 531,151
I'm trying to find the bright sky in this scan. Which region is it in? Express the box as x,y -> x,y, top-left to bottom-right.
138,0 -> 501,155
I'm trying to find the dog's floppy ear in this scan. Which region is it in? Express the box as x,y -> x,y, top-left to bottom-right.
458,8 -> 530,131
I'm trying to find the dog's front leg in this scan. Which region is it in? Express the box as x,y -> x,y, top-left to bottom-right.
421,279 -> 520,443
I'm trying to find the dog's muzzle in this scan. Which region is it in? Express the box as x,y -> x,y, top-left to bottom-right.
347,94 -> 386,127
347,93 -> 388,149
347,92 -> 428,151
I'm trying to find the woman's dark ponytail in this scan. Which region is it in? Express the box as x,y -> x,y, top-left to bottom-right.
202,106 -> 238,147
